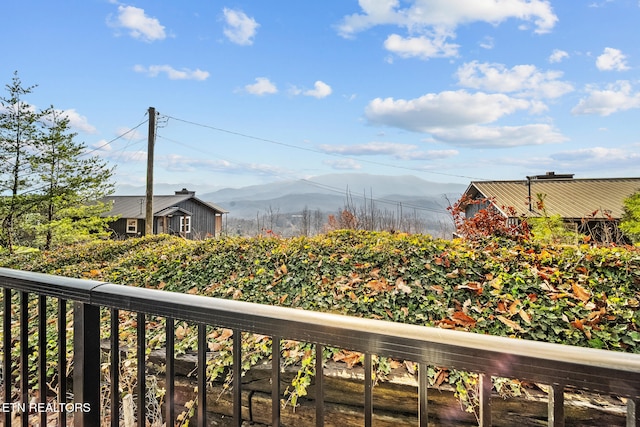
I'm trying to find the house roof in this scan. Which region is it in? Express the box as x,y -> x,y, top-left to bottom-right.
102,193 -> 228,219
464,177 -> 640,220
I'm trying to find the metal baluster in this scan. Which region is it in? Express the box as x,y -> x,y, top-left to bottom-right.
364,353 -> 373,427
110,308 -> 120,427
57,299 -> 67,427
165,317 -> 175,426
272,335 -> 281,427
233,329 -> 242,427
73,301 -> 101,426
315,343 -> 324,427
3,288 -> 12,426
38,295 -> 46,426
197,324 -> 207,427
19,291 -> 28,427
137,312 -> 146,426
418,363 -> 429,427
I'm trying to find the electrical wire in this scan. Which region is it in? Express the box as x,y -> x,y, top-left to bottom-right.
159,113 -> 488,182
156,132 -> 451,215
81,118 -> 149,158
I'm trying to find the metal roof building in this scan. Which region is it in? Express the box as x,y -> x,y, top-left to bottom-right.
463,174 -> 640,220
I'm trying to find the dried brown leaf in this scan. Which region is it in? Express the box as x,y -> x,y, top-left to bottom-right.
497,315 -> 525,332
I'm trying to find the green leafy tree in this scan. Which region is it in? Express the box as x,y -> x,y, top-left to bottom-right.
528,193 -> 581,245
0,72 -> 50,252
33,110 -> 114,249
0,72 -> 115,251
620,191 -> 640,244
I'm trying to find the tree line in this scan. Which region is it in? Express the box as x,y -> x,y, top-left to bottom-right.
0,72 -> 114,253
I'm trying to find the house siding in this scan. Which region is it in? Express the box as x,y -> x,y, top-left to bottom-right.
109,218 -> 144,237
102,191 -> 227,240
153,199 -> 220,239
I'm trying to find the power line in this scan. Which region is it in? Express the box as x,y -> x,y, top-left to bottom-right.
298,179 -> 451,214
156,131 -> 452,215
81,118 -> 149,158
159,113 -> 488,182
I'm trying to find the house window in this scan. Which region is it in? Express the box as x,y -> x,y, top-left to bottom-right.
126,219 -> 137,234
180,216 -> 191,234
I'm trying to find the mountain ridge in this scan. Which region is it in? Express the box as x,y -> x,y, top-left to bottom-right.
113,173 -> 467,220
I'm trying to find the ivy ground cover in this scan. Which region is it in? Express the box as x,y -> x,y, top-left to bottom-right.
5,230 -> 639,351
2,231 -> 640,414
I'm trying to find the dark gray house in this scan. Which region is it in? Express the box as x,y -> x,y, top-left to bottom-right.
102,189 -> 228,239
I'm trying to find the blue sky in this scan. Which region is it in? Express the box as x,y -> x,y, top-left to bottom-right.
3,0 -> 639,192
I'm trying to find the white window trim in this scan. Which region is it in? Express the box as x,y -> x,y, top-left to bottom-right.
126,218 -> 137,234
180,216 -> 192,234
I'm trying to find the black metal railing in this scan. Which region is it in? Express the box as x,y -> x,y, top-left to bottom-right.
1,267 -> 639,427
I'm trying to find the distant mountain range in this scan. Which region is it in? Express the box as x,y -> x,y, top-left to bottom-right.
115,173 -> 466,220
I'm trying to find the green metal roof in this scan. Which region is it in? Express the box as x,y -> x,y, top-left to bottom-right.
464,177 -> 640,219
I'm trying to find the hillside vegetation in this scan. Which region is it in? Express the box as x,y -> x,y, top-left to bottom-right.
4,230 -> 640,351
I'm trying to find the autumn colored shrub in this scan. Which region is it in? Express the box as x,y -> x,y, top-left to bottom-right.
448,195 -> 529,241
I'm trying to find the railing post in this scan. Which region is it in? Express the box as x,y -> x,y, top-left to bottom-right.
315,344 -> 324,427
548,383 -> 565,427
479,373 -> 492,427
629,398 -> 639,427
418,363 -> 429,427
364,353 -> 373,427
73,302 -> 101,427
3,288 -> 12,427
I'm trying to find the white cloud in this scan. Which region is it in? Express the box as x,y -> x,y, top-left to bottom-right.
133,65 -> 210,81
383,32 -> 460,59
337,0 -> 558,38
111,5 -> 166,42
572,80 -> 640,116
426,149 -> 459,159
551,146 -> 634,162
365,90 -> 532,131
304,81 -> 333,99
318,141 -> 459,160
92,139 -> 113,152
364,89 -> 568,148
223,8 -> 259,45
116,126 -> 144,141
456,61 -> 574,99
291,81 -> 333,98
319,141 -> 413,156
97,148 -> 147,163
245,77 -> 278,95
58,109 -> 97,134
549,146 -> 640,172
548,49 -> 569,63
323,159 -> 362,170
596,47 -> 630,71
41,108 -> 96,134
429,124 -> 567,147
479,36 -> 494,50
164,154 -> 285,176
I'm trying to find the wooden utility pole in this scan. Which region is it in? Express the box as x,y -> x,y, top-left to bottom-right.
145,107 -> 156,236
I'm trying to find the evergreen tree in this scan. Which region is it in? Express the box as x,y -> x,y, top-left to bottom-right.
0,71 -> 115,251
34,110 -> 114,249
0,72 -> 49,252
